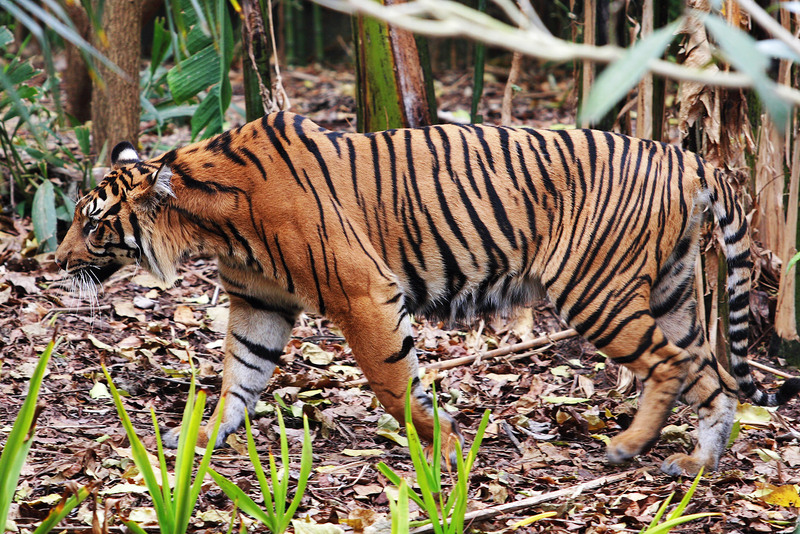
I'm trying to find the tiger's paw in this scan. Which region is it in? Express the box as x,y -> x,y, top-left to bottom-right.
661,453 -> 715,476
160,426 -> 211,449
606,429 -> 656,464
423,430 -> 464,470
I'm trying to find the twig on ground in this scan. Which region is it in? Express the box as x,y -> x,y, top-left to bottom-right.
409,470 -> 635,533
748,359 -> 798,380
343,328 -> 578,387
501,420 -> 523,454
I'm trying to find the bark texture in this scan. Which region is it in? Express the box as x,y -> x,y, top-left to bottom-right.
91,0 -> 143,160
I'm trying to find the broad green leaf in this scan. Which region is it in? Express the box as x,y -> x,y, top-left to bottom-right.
191,84 -> 223,139
166,45 -> 220,103
0,25 -> 12,47
32,180 -> 58,252
581,21 -> 679,125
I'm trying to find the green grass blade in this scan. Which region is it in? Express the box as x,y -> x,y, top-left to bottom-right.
276,408 -> 290,522
208,470 -> 274,527
173,390 -> 207,533
32,485 -> 91,534
668,468 -> 704,521
190,396 -> 226,509
283,415 -> 313,530
122,520 -> 150,534
390,480 -> 410,534
645,492 -> 674,531
0,340 -> 55,527
376,463 -> 426,509
243,411 -> 275,523
643,513 -> 721,534
103,365 -> 172,532
151,409 -> 173,508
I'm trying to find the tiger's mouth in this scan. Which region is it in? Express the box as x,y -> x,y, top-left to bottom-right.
70,263 -> 123,284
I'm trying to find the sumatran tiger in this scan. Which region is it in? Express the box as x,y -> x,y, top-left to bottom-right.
54,111 -> 800,475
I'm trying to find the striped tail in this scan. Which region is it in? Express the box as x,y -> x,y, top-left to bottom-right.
706,166 -> 800,406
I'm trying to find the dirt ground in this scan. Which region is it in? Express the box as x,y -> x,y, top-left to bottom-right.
2,65 -> 800,533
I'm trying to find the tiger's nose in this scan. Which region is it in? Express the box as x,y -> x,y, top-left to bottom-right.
54,255 -> 67,270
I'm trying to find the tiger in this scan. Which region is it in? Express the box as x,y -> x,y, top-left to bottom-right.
54,111 -> 800,476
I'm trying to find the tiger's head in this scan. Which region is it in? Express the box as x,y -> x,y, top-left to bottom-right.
54,142 -> 176,294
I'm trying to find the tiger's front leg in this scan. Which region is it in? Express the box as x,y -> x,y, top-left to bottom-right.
163,267 -> 301,448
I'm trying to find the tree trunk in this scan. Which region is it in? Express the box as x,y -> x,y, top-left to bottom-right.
91,0 -> 142,160
61,2 -> 92,123
353,0 -> 435,132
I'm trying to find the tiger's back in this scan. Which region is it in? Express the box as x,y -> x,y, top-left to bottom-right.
55,111 -> 800,476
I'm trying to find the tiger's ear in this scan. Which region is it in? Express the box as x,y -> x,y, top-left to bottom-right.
132,163 -> 174,211
111,141 -> 141,169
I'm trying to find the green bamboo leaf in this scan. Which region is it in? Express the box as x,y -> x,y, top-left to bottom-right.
32,180 -> 57,252
581,21 -> 679,125
191,84 -> 223,140
704,13 -> 790,131
5,0 -> 125,78
150,17 -> 171,77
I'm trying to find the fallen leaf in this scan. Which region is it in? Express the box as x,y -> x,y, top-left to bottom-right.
550,365 -> 572,378
541,396 -> 590,405
173,305 -> 200,326
353,484 -> 383,498
114,300 -> 145,321
301,342 -> 334,365
292,519 -> 345,533
205,306 -> 228,333
736,403 -> 773,426
758,484 -> 800,507
342,448 -> 384,457
89,382 -> 111,399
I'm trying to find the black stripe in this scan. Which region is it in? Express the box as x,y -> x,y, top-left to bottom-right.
239,146 -> 267,181
385,336 -> 415,363
231,331 -> 283,364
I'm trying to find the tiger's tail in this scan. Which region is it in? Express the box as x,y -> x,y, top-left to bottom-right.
705,165 -> 800,406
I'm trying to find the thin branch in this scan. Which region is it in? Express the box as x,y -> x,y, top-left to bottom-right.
749,359 -> 799,380
736,0 -> 800,59
409,470 -> 635,533
312,0 -> 800,106
343,329 -> 578,388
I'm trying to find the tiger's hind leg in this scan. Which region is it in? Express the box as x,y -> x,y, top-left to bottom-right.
163,263 -> 302,448
557,282 -> 692,465
651,240 -> 738,475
